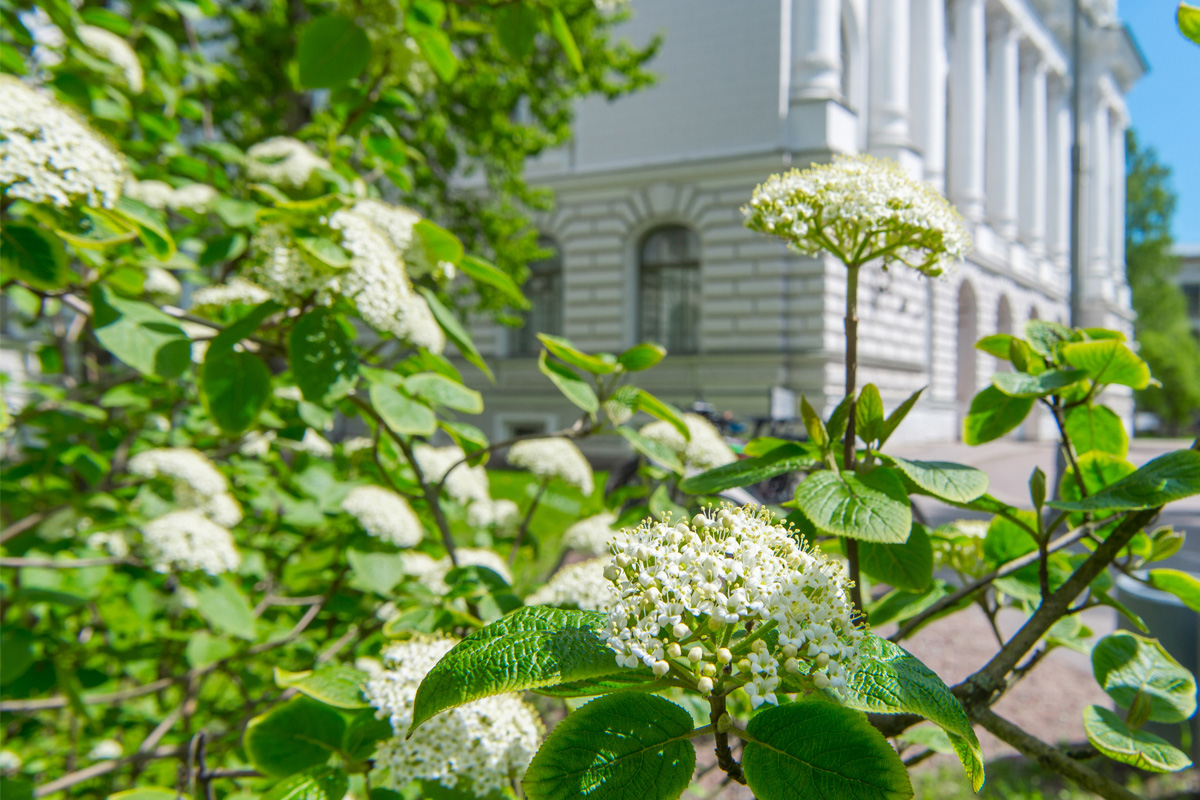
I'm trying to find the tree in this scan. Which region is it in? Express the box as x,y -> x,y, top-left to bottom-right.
1125,128 -> 1200,432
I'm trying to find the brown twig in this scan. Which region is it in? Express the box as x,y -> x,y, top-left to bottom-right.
0,556 -> 139,569
708,694 -> 746,785
508,477 -> 549,566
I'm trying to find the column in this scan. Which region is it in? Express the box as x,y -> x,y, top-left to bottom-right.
1018,50 -> 1048,257
791,0 -> 843,101
911,0 -> 948,190
1109,114 -> 1126,279
949,0 -> 986,220
985,15 -> 1020,239
1046,76 -> 1071,269
1087,98 -> 1111,289
868,0 -> 913,161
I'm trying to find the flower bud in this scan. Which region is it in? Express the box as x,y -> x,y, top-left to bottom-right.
652,660 -> 671,677
785,657 -> 799,673
782,644 -> 798,659
688,646 -> 704,663
667,643 -> 682,659
816,652 -> 830,668
716,648 -> 733,664
737,658 -> 752,673
813,672 -> 830,689
701,663 -> 717,677
603,565 -> 622,581
697,676 -> 714,694
672,622 -> 690,639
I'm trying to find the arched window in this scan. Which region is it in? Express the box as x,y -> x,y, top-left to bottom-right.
511,237 -> 562,357
638,226 -> 700,354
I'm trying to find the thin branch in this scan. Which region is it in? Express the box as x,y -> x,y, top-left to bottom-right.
0,511 -> 48,544
973,707 -> 1141,800
890,514 -> 1118,641
508,477 -> 549,566
1,600 -> 325,713
34,745 -> 183,797
0,556 -> 139,569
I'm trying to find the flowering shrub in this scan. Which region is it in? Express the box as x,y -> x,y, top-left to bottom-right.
2,3 -> 1198,800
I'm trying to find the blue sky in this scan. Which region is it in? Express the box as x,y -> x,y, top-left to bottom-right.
1122,1 -> 1200,245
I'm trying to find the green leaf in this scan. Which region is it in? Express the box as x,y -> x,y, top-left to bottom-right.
496,4 -> 540,60
369,383 -> 437,437
0,629 -> 35,686
414,219 -> 464,265
743,701 -> 912,800
678,444 -> 814,495
547,8 -> 583,72
1024,319 -> 1075,358
107,790 -> 188,800
878,387 -> 924,446
296,15 -> 371,89
199,234 -> 248,267
342,710 -> 393,761
1064,404 -> 1128,458
406,372 -> 482,414
533,670 -> 658,697
201,351 -> 272,434
90,285 -> 191,378
538,350 -> 599,414
346,548 -> 409,595
290,310 -> 358,406
975,333 -> 1016,359
1058,452 -> 1137,525
440,420 -> 489,465
982,510 -> 1038,566
992,368 -> 1088,398
855,384 -> 885,443
618,343 -> 667,372
410,606 -> 627,732
617,426 -> 684,475
538,333 -> 618,374
1091,632 -> 1198,724
1049,450 -> 1200,512
417,287 -> 493,381
1061,340 -> 1150,390
800,395 -> 829,449
193,577 -> 257,641
185,631 -> 234,668
1147,569 -> 1200,612
859,524 -> 933,593
1181,2 -> 1200,45
840,633 -> 984,791
292,665 -> 369,709
113,197 -> 176,260
635,390 -> 689,440
296,236 -> 350,268
649,483 -> 687,521
245,696 -> 346,778
459,255 -> 526,307
523,693 -> 695,800
792,468 -> 912,543
1083,705 -> 1193,773
262,768 -> 349,800
411,23 -> 458,82
962,385 -> 1034,445
882,455 -> 989,503
2,221 -> 72,290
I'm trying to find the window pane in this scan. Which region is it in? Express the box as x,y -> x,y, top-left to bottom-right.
638,226 -> 699,354
512,239 -> 562,357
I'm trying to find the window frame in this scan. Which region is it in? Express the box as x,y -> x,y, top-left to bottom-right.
636,225 -> 702,355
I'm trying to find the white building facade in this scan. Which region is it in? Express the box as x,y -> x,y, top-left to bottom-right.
469,0 -> 1144,450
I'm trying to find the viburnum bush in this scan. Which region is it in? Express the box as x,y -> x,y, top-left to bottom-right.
2,3 -> 1199,800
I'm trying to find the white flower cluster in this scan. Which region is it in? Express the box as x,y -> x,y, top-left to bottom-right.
350,199 -> 452,281
129,447 -> 243,527
466,498 -> 520,531
562,511 -> 619,555
527,557 -> 616,611
0,76 -> 126,208
604,504 -> 864,707
87,739 -> 123,760
331,206 -> 446,353
507,438 -> 594,495
744,154 -> 970,276
245,137 -> 330,188
286,429 -> 334,457
342,485 -> 425,547
366,636 -> 543,794
77,25 -> 144,93
191,278 -> 274,310
238,429 -> 277,458
19,7 -> 64,68
399,547 -> 513,592
141,510 -> 241,575
143,267 -> 182,301
640,413 -> 734,472
0,749 -> 21,774
413,444 -> 491,506
124,179 -> 217,213
87,530 -> 130,559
